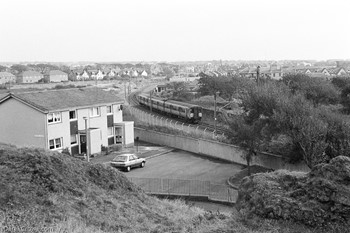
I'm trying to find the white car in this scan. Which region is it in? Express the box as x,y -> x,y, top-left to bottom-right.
110,153 -> 146,172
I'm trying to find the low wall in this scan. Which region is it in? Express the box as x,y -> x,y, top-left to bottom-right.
135,127 -> 310,172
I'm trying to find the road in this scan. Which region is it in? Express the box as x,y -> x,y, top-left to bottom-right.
124,149 -> 243,185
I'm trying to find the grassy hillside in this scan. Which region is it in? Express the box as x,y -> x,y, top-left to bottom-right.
0,144 -> 322,233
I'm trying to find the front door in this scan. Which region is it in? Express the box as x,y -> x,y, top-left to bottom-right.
80,135 -> 87,154
115,127 -> 123,144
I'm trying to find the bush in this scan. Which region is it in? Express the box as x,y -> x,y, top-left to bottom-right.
61,147 -> 71,156
109,144 -> 123,152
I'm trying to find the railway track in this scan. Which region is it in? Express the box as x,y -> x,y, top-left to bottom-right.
127,90 -> 231,137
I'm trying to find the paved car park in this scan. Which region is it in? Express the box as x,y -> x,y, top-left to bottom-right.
124,149 -> 244,185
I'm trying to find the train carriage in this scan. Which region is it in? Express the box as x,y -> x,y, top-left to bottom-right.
138,93 -> 202,123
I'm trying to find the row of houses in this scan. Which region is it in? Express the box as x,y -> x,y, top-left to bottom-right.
0,88 -> 134,155
74,69 -> 148,81
0,70 -> 69,84
238,65 -> 348,80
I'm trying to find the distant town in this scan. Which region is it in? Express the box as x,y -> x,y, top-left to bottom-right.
0,60 -> 349,86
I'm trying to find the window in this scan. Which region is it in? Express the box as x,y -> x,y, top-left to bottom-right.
107,106 -> 112,114
69,110 -> 77,120
49,138 -> 63,150
89,107 -> 100,117
107,127 -> 113,136
48,112 -> 61,123
70,134 -> 77,145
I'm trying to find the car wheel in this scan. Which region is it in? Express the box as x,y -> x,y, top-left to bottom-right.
140,162 -> 145,168
126,166 -> 131,172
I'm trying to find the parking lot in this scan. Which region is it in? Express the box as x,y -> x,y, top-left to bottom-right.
124,149 -> 244,185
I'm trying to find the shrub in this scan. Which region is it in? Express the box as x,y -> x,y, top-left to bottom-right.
109,144 -> 123,152
61,147 -> 71,156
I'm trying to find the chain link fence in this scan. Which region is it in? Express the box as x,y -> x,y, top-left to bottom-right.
128,177 -> 237,203
124,106 -> 226,141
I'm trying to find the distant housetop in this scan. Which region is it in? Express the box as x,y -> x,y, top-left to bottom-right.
48,70 -> 67,76
0,88 -> 124,113
19,71 -> 43,77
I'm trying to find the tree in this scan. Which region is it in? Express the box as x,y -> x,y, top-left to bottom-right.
198,73 -> 253,100
272,94 -> 329,168
0,65 -> 7,72
235,80 -> 342,168
163,67 -> 175,80
229,116 -> 263,176
339,86 -> 350,113
10,64 -> 28,74
331,76 -> 350,91
282,73 -> 339,106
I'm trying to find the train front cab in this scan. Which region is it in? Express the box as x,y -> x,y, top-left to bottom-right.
190,106 -> 202,123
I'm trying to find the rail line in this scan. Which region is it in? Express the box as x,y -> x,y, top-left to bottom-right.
127,91 -> 231,137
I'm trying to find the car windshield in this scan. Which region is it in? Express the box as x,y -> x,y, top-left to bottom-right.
113,155 -> 128,162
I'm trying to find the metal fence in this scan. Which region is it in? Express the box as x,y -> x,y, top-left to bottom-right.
124,106 -> 226,141
128,177 -> 237,203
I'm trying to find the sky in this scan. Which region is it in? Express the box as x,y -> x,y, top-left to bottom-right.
0,0 -> 349,62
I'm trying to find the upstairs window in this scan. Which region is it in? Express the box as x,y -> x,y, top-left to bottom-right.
89,107 -> 100,117
48,112 -> 61,124
70,134 -> 77,145
107,127 -> 113,136
69,110 -> 77,120
107,106 -> 112,114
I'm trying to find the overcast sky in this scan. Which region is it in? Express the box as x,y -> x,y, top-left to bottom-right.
0,0 -> 349,62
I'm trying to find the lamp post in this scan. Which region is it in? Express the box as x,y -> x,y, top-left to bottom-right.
256,65 -> 261,85
150,90 -> 153,113
83,117 -> 90,162
214,91 -> 220,136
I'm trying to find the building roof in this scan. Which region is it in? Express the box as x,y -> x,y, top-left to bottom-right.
0,72 -> 15,78
49,70 -> 67,76
20,71 -> 43,77
0,88 -> 124,113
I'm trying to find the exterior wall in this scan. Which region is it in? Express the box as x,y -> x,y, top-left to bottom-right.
47,110 -> 70,152
50,75 -> 68,82
134,127 -> 310,172
96,71 -> 104,80
124,121 -> 134,147
82,72 -> 89,80
0,75 -> 16,84
77,106 -> 108,148
16,76 -> 24,83
112,104 -> 123,123
0,98 -> 46,148
89,128 -> 102,154
22,75 -> 43,83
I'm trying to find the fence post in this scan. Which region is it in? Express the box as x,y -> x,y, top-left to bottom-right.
168,179 -> 170,195
182,123 -> 184,131
208,181 -> 210,197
